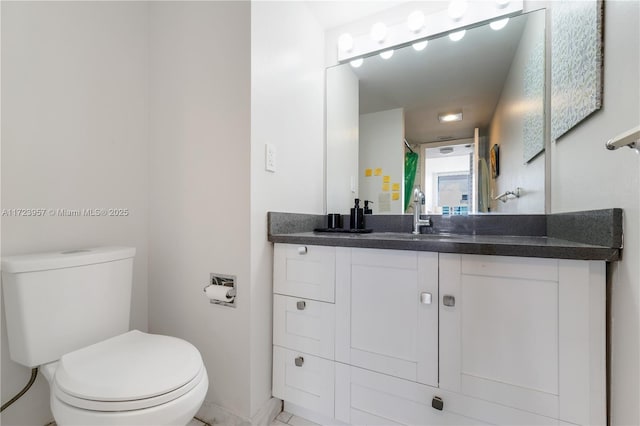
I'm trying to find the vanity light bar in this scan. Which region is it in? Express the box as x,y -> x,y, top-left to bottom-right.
337,0 -> 523,62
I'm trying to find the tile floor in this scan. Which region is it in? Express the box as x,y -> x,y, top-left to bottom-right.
50,411 -> 313,426
270,411 -> 320,426
186,411 -> 317,426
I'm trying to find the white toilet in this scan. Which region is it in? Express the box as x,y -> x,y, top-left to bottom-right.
1,247 -> 208,426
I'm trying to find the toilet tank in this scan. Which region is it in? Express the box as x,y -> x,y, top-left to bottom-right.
1,247 -> 136,368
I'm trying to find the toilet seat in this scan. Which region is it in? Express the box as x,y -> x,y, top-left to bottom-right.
52,330 -> 205,412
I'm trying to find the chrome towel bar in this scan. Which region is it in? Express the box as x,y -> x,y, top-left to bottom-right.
606,125 -> 639,153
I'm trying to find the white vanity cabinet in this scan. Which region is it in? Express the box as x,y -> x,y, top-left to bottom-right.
272,243 -> 607,426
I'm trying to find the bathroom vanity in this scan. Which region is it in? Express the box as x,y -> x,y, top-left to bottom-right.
269,211 -> 621,426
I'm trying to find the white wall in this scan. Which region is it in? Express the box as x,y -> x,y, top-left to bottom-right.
0,3 -> 149,425
251,0 -> 325,417
550,2 -> 639,425
326,65 -> 359,214
488,10 -> 546,214
147,1 -> 252,420
359,109 -> 404,214
1,2 -> 324,424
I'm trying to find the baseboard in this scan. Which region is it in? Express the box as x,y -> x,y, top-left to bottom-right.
284,402 -> 347,426
251,397 -> 282,425
196,401 -> 250,426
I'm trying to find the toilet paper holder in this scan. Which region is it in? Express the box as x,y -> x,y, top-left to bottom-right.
203,273 -> 236,308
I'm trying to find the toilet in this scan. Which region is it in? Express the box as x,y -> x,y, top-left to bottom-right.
1,247 -> 208,426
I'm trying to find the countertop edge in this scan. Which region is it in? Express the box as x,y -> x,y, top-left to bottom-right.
268,234 -> 620,262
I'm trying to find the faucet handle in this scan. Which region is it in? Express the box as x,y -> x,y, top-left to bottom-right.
413,187 -> 424,201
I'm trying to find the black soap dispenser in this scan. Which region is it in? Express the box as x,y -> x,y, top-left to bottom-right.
350,198 -> 365,230
364,200 -> 373,215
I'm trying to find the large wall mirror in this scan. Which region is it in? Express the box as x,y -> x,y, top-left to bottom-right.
326,9 -> 546,215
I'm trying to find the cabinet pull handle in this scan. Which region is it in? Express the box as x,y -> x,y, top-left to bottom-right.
432,396 -> 444,411
296,301 -> 306,310
294,356 -> 304,367
443,295 -> 456,307
298,246 -> 308,255
420,292 -> 432,304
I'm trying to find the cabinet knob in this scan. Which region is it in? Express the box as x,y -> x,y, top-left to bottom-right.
420,292 -> 432,304
297,246 -> 308,255
432,396 -> 444,411
296,300 -> 306,310
294,356 -> 304,367
443,295 -> 456,307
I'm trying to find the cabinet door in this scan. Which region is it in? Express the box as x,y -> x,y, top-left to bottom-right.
335,363 -> 483,426
335,363 -> 577,426
439,254 -> 605,425
335,248 -> 438,386
274,243 -> 335,302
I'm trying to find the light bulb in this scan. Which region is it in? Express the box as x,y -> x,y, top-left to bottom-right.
413,41 -> 428,51
370,22 -> 387,43
439,112 -> 463,122
338,33 -> 354,52
449,30 -> 466,41
350,58 -> 363,68
379,50 -> 394,60
490,18 -> 509,30
407,11 -> 425,33
448,0 -> 467,21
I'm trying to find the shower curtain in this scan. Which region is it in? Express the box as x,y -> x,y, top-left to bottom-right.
404,151 -> 419,212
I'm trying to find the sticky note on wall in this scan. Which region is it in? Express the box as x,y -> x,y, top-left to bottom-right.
383,175 -> 391,183
374,168 -> 382,176
382,183 -> 390,191
365,169 -> 372,177
392,183 -> 400,191
392,192 -> 400,201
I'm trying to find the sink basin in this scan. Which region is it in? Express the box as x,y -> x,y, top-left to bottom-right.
364,232 -> 464,241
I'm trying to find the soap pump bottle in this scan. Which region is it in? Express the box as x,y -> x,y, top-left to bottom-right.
364,200 -> 373,215
350,198 -> 364,230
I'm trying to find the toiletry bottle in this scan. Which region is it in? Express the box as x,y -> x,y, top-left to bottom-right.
364,200 -> 373,215
350,198 -> 364,230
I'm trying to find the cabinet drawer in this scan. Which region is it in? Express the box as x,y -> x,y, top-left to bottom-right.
274,294 -> 335,360
274,243 -> 335,302
273,346 -> 335,419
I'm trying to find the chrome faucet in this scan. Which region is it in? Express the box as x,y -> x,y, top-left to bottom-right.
412,188 -> 432,234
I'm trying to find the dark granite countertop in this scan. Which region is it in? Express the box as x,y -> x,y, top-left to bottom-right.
268,231 -> 619,261
267,209 -> 622,262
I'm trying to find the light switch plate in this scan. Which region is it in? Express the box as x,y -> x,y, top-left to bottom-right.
265,144 -> 276,172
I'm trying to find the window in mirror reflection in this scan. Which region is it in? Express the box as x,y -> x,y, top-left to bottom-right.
424,143 -> 473,215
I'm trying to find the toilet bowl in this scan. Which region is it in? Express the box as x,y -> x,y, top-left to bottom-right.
40,331 -> 208,426
1,247 -> 209,426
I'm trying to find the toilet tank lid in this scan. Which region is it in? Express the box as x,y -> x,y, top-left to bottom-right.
1,246 -> 136,273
